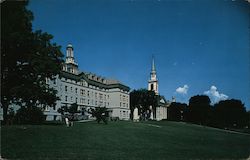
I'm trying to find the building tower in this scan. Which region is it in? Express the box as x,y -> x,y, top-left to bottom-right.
148,56 -> 159,95
63,44 -> 78,74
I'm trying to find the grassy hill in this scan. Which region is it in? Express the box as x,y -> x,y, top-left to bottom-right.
2,121 -> 250,160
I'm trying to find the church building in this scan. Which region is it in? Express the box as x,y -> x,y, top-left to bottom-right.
148,57 -> 169,121
44,44 -> 130,121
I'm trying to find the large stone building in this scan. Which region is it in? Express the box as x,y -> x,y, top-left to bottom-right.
45,44 -> 130,121
148,57 -> 169,121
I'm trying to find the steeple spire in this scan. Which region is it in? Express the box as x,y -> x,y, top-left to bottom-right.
148,55 -> 158,95
151,56 -> 156,73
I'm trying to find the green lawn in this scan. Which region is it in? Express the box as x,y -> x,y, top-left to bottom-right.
2,121 -> 250,160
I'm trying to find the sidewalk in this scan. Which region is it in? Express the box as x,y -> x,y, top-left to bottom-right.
77,119 -> 95,123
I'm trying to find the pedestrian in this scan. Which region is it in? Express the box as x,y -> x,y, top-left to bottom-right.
65,116 -> 69,127
69,114 -> 74,127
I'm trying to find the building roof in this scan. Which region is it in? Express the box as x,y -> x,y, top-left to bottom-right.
157,95 -> 171,107
60,71 -> 130,91
61,44 -> 129,91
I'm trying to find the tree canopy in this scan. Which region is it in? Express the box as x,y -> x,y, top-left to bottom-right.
57,103 -> 79,115
187,95 -> 212,125
168,102 -> 187,121
213,99 -> 248,128
130,89 -> 158,120
89,107 -> 109,124
1,1 -> 64,123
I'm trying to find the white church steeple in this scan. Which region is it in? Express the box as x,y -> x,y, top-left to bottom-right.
148,56 -> 159,95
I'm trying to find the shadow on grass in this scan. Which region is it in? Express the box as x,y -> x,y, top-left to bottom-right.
42,120 -> 64,125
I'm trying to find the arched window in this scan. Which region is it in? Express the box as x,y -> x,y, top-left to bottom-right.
151,84 -> 154,91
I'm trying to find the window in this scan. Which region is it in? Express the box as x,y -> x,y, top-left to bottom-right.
75,97 -> 78,103
95,92 -> 97,98
87,91 -> 90,97
80,80 -> 87,86
75,88 -> 78,94
53,79 -> 56,85
65,86 -> 68,92
151,84 -> 154,91
81,98 -> 86,104
120,102 -> 122,107
65,96 -> 68,102
88,99 -> 90,105
70,87 -> 73,92
99,93 -> 103,100
80,89 -> 85,96
95,101 -> 97,105
71,97 -> 73,102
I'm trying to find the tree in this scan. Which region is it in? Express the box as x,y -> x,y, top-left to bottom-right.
1,1 -> 64,123
213,99 -> 248,128
247,111 -> 250,128
130,89 -> 158,120
168,102 -> 188,121
89,107 -> 109,124
68,103 -> 79,114
14,106 -> 45,124
58,103 -> 80,120
187,95 -> 212,125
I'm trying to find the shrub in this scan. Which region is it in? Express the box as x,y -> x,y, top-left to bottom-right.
89,107 -> 109,124
14,107 -> 45,124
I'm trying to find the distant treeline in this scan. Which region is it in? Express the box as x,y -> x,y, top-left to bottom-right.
130,89 -> 249,129
168,95 -> 249,129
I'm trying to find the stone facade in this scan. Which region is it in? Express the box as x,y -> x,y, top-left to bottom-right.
44,44 -> 130,121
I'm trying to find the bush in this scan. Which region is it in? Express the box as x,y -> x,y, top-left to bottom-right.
89,107 -> 109,124
14,107 -> 45,124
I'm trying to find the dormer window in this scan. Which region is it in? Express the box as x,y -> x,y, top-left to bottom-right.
80,80 -> 86,86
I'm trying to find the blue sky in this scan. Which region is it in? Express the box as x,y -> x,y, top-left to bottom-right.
28,0 -> 250,109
